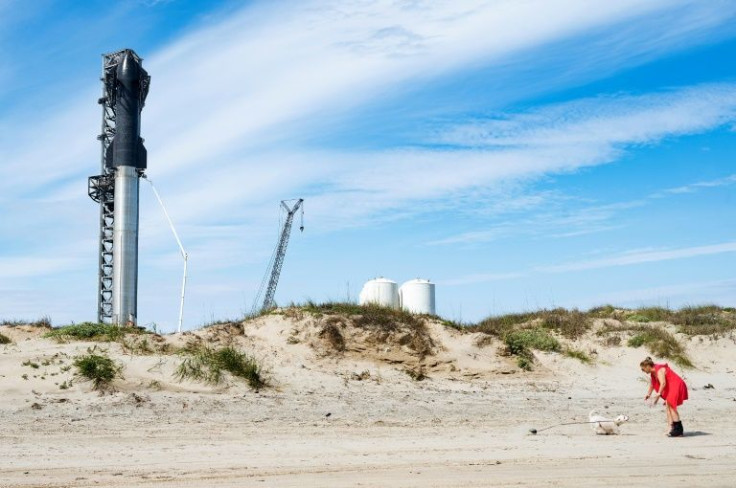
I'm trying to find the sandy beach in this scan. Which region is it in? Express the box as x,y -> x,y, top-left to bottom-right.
1,311 -> 735,487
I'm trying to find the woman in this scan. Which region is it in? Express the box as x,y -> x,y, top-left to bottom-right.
640,356 -> 689,437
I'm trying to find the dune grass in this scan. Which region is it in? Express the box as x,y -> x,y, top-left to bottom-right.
599,322 -> 692,367
261,302 -> 734,371
0,332 -> 11,344
1,316 -> 52,328
501,327 -> 561,371
563,348 -> 592,363
295,302 -> 435,357
44,322 -> 147,342
301,302 -> 426,330
671,305 -> 736,336
175,345 -> 266,389
473,308 -> 591,340
73,349 -> 123,391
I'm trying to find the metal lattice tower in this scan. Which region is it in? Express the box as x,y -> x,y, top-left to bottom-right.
253,199 -> 304,313
88,50 -> 150,323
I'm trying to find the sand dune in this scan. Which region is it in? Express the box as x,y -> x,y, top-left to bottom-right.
1,310 -> 735,487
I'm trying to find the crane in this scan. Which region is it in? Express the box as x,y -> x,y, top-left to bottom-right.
253,199 -> 304,314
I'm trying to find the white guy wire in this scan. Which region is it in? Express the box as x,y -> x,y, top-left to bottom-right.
142,176 -> 188,333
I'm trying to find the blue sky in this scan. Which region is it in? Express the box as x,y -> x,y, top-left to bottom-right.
1,0 -> 735,330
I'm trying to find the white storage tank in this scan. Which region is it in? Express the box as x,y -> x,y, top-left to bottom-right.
359,278 -> 399,309
399,279 -> 436,315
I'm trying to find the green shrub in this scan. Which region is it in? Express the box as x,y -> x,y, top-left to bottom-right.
475,308 -> 591,340
73,350 -> 123,391
502,327 -> 560,372
516,355 -> 534,371
564,348 -> 592,363
475,312 -> 536,337
626,328 -> 692,368
539,309 -> 591,339
625,307 -> 673,323
505,328 -> 561,353
672,305 -> 736,336
587,305 -> 618,318
45,323 -> 126,341
0,332 -> 11,344
176,345 -> 266,389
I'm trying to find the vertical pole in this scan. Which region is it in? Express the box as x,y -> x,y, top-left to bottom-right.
144,177 -> 188,332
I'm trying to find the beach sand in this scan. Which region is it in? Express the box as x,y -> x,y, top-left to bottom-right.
1,314 -> 735,487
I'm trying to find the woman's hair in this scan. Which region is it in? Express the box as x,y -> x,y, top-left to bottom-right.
639,356 -> 654,368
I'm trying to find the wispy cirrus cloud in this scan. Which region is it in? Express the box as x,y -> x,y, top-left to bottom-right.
652,173 -> 736,197
538,241 -> 736,273
443,241 -> 736,287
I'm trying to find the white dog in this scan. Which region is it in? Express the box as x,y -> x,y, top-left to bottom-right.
589,410 -> 629,435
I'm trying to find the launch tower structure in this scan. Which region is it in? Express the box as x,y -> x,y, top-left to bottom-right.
88,49 -> 150,325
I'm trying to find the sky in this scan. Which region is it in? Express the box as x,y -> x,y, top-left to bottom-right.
0,0 -> 735,330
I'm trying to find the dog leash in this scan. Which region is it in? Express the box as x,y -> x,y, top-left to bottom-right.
530,420 -> 625,434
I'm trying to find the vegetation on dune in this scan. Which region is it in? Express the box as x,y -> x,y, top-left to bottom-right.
473,308 -> 592,340
504,328 -> 561,353
586,304 -> 736,336
175,345 -> 266,390
293,302 -> 435,358
301,301 -> 426,330
598,322 -> 692,368
0,332 -> 11,344
1,316 -> 52,328
73,348 -> 123,391
502,327 -> 561,371
468,309 -> 589,370
563,348 -> 592,364
539,309 -> 592,339
671,305 -> 736,336
44,322 -> 148,342
624,307 -> 673,323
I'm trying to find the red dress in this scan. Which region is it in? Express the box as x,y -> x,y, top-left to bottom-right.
651,364 -> 689,408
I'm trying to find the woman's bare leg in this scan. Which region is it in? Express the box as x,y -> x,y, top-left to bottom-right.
669,403 -> 680,422
665,404 -> 673,434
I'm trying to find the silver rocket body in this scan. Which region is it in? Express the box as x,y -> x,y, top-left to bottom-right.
112,166 -> 140,324
108,51 -> 149,325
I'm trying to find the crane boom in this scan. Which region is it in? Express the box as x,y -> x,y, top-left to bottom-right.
258,199 -> 304,312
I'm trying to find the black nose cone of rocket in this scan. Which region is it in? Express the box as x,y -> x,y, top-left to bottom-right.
117,51 -> 140,86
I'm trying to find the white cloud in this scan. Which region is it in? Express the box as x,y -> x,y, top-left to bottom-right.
539,241 -> 736,273
438,84 -> 736,149
652,173 -> 736,197
578,279 -> 736,309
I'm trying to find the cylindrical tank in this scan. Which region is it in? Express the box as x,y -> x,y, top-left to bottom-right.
399,279 -> 435,315
358,278 -> 399,309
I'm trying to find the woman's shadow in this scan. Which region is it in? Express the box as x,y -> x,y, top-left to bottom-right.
684,431 -> 710,437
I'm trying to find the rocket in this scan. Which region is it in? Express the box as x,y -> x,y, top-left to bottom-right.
108,50 -> 149,325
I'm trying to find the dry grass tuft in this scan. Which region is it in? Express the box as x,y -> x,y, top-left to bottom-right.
320,318 -> 346,352
73,347 -> 123,391
175,345 -> 266,389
